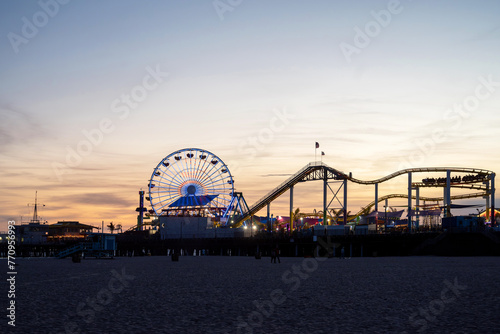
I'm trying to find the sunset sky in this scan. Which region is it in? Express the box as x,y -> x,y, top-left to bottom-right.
1,0 -> 499,231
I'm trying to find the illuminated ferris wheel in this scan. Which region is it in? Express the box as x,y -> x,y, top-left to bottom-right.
148,148 -> 234,216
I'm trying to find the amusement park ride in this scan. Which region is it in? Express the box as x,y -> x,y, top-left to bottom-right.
141,148 -> 496,234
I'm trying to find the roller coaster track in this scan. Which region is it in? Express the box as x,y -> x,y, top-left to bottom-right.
234,162 -> 494,225
354,192 -> 488,218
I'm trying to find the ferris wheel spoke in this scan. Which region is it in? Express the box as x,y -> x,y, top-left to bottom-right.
198,154 -> 221,183
201,152 -> 218,180
153,186 -> 181,196
199,161 -> 218,186
154,192 -> 180,204
206,188 -> 230,194
167,155 -> 187,183
170,161 -> 189,185
204,183 -> 227,191
185,156 -> 195,181
155,198 -> 177,212
154,161 -> 186,188
214,197 -> 229,209
157,167 -> 184,187
170,163 -> 187,184
152,176 -> 182,188
204,182 -> 224,190
149,148 -> 234,216
155,195 -> 179,205
153,175 -> 179,188
199,164 -> 223,186
193,149 -> 206,181
152,184 -> 182,195
198,151 -> 213,178
181,154 -> 190,180
201,177 -> 224,189
188,151 -> 197,180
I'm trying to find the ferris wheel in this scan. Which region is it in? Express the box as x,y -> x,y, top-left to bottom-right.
148,148 -> 234,216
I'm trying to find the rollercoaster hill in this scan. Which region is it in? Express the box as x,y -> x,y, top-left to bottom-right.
234,162 -> 495,227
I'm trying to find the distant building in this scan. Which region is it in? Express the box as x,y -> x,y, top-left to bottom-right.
48,221 -> 97,242
17,222 -> 50,244
0,231 -> 8,244
442,216 -> 485,232
158,216 -> 242,239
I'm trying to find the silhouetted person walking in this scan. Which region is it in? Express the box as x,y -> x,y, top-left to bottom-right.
274,246 -> 280,263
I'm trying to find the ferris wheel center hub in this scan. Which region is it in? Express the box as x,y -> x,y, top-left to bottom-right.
187,185 -> 196,195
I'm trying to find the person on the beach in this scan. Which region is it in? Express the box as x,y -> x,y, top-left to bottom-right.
271,249 -> 276,263
274,246 -> 280,263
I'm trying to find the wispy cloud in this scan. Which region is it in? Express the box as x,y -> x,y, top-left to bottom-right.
0,104 -> 49,150
48,192 -> 132,208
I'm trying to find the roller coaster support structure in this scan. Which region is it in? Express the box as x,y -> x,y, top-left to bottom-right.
343,177 -> 348,225
323,171 -> 327,225
233,162 -> 496,228
290,186 -> 294,231
267,203 -> 271,230
491,173 -> 495,225
375,183 -> 379,229
446,170 -> 451,218
408,172 -> 412,232
415,187 -> 420,230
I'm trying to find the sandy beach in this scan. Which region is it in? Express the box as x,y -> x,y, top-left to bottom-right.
2,256 -> 499,334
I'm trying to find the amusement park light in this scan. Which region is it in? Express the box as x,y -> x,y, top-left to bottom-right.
252,225 -> 256,229
244,226 -> 248,229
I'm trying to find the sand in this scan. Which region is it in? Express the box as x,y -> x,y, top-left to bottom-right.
2,256 -> 499,334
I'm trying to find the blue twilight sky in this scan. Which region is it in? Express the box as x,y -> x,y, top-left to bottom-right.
1,0 -> 499,229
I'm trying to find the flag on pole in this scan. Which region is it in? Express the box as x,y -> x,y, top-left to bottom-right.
321,151 -> 325,156
315,142 -> 319,149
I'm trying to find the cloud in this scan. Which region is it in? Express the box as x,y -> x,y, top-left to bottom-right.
47,192 -> 132,208
0,104 -> 50,153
